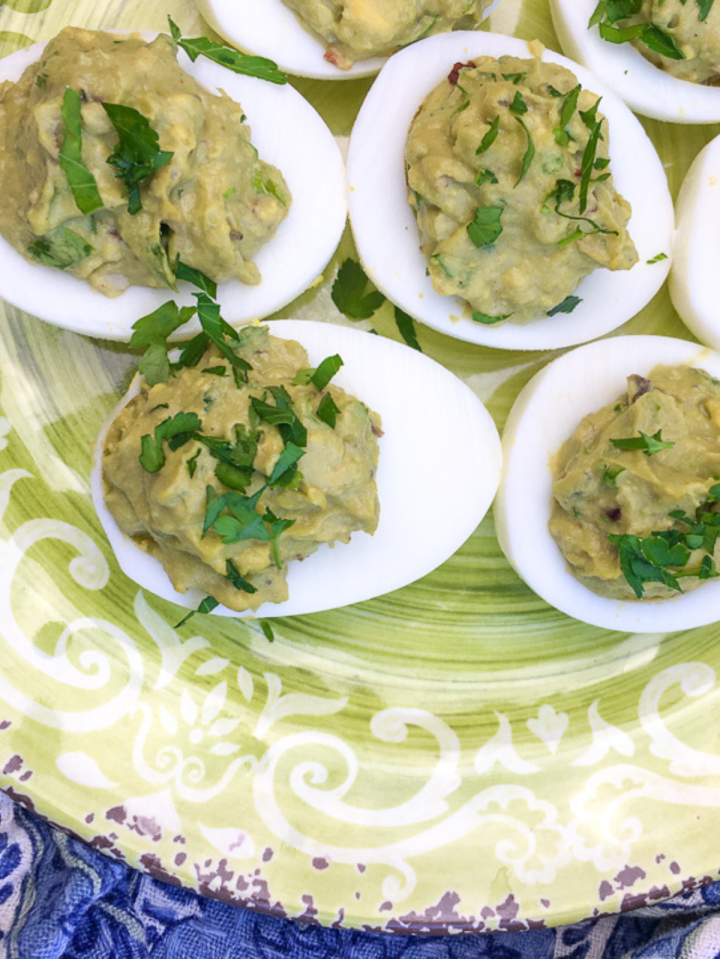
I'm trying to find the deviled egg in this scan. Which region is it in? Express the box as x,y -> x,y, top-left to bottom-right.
347,32 -> 673,351
195,0 -> 496,80
92,320 -> 502,619
0,30 -> 346,340
495,335 -> 720,632
670,133 -> 720,348
550,0 -> 720,122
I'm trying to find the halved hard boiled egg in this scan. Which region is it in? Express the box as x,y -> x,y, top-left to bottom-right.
670,134 -> 720,348
495,334 -> 720,632
91,320 -> 502,619
347,31 -> 673,351
0,33 -> 347,341
550,0 -> 720,123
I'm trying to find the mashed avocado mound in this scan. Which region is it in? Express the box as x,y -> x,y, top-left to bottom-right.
550,365 -> 720,601
102,326 -> 381,613
405,56 -> 637,323
591,0 -> 720,84
0,28 -> 290,296
282,0 -> 488,68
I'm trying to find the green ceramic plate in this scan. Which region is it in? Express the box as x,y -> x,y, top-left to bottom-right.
2,0 -> 720,936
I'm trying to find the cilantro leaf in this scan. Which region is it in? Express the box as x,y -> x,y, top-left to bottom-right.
175,595 -> 219,629
168,17 -> 287,85
27,227 -> 93,270
467,206 -> 503,247
102,102 -> 174,215
476,115 -> 500,155
331,259 -> 386,320
395,307 -> 422,351
226,559 -> 257,594
547,295 -> 582,316
59,88 -> 103,215
316,392 -> 341,428
610,429 -> 675,456
140,412 -> 203,472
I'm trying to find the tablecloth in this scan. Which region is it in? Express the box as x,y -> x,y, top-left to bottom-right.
2,792 -> 720,959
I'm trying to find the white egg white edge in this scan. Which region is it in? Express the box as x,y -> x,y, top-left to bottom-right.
495,334 -> 720,633
0,33 -> 347,341
346,30 -> 673,351
195,0 -> 503,81
90,319 -> 502,619
670,134 -> 720,350
551,0 -> 720,123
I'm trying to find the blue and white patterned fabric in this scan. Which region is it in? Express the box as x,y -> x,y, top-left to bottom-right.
2,791 -> 720,959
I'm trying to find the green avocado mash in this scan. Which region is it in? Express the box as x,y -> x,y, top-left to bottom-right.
550,365 -> 720,600
102,326 -> 381,613
405,55 -> 637,323
591,0 -> 720,84
281,0 -> 488,68
0,27 -> 290,296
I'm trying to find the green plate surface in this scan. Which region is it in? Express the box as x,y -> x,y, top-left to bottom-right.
1,0 -> 720,935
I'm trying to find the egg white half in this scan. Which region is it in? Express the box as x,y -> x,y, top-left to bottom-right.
0,34 -> 347,340
347,31 -> 673,351
550,0 -> 720,123
195,0 -> 386,79
91,320 -> 502,619
495,334 -> 720,633
670,134 -> 720,349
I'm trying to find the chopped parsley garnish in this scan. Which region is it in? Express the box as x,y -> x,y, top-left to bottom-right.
202,366 -> 227,376
514,117 -> 535,187
168,17 -> 287,84
175,595 -> 219,629
140,412 -> 202,472
602,465 -> 626,487
467,206 -> 504,247
317,392 -> 341,428
187,448 -> 201,478
579,114 -> 605,214
226,559 -> 257,594
590,2 -> 686,59
502,72 -> 527,84
311,355 -> 344,391
553,84 -> 581,146
471,311 -> 511,324
550,178 -> 618,244
610,429 -> 675,456
27,227 -> 94,270
263,508 -> 296,568
206,486 -> 269,543
175,259 -> 217,298
59,88 -> 104,215
268,442 -> 305,485
475,168 -> 498,187
130,300 -> 197,386
395,306 -> 422,352
509,91 -> 528,115
251,387 -> 307,448
102,102 -> 174,215
698,0 -> 715,21
547,295 -> 582,316
331,258 -> 386,320
475,115 -> 500,155
647,252 -> 668,264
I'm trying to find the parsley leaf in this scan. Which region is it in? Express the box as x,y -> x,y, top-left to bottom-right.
251,388 -> 307,448
471,311 -> 511,324
263,508 -> 296,569
310,355 -> 343,391
467,206 -> 504,247
28,227 -> 94,270
579,115 -> 604,214
394,307 -> 422,351
514,116 -> 535,186
268,442 -> 305,485
509,91 -> 528,115
553,83 -> 581,146
59,88 -> 103,215
698,0 -> 715,21
140,412 -> 203,472
175,258 -> 217,298
647,252 -> 668,264
547,295 -> 582,316
168,16 -> 287,85
317,392 -> 341,428
130,300 -> 197,386
475,168 -> 498,187
207,486 -> 269,543
102,102 -> 174,215
175,595 -> 219,628
610,429 -> 675,456
187,449 -> 201,478
226,559 -> 257,594
331,259 -> 386,320
476,115 -> 500,155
